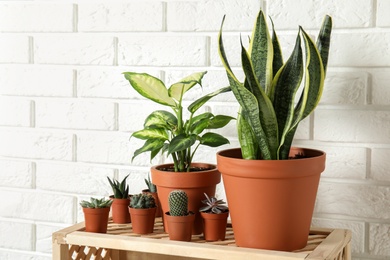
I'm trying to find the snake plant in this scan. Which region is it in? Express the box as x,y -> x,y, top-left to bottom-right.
123,71 -> 234,172
218,10 -> 332,160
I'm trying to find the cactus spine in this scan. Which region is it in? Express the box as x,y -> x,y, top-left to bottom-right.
168,190 -> 189,216
130,193 -> 156,209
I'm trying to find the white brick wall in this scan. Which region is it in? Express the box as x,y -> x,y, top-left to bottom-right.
0,0 -> 389,259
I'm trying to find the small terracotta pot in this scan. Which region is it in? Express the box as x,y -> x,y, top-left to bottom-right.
151,163 -> 220,235
129,207 -> 157,234
200,211 -> 229,241
82,207 -> 110,233
142,189 -> 161,218
165,212 -> 195,242
217,147 -> 326,251
110,197 -> 131,224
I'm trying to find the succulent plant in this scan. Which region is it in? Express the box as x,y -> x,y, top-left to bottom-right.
80,197 -> 113,209
130,193 -> 156,209
107,174 -> 130,199
144,174 -> 157,193
168,190 -> 189,216
199,193 -> 228,214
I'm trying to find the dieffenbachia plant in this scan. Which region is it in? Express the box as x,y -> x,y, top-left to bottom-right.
123,71 -> 234,172
218,10 -> 332,160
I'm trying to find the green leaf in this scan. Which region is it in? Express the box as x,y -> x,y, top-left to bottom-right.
131,128 -> 168,141
190,118 -> 210,135
132,139 -> 165,160
168,71 -> 207,102
191,112 -> 213,125
207,115 -> 235,129
270,17 -> 284,79
200,132 -> 229,147
123,72 -> 176,107
144,110 -> 177,129
316,15 -> 332,75
237,111 -> 258,159
188,86 -> 231,114
168,134 -> 197,154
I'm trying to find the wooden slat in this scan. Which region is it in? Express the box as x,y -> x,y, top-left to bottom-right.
306,229 -> 352,259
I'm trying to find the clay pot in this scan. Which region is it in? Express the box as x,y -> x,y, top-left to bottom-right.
217,147 -> 326,251
142,189 -> 161,218
129,207 -> 157,234
200,211 -> 229,241
151,163 -> 220,235
82,207 -> 110,233
110,197 -> 131,224
165,212 -> 195,241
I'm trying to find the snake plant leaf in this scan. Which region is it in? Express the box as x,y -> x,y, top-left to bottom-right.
237,111 -> 258,159
131,128 -> 168,141
132,139 -> 165,161
144,110 -> 177,129
248,10 -> 274,94
200,132 -> 230,147
168,71 -> 207,103
168,134 -> 197,154
188,86 -> 231,114
270,18 -> 284,79
123,72 -> 176,107
207,115 -> 235,129
316,15 -> 332,75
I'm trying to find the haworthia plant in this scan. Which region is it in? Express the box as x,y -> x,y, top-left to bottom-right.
218,10 -> 332,160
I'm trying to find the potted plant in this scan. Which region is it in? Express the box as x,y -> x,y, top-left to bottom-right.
199,193 -> 229,241
80,197 -> 113,233
216,10 -> 332,251
142,174 -> 161,217
165,190 -> 195,241
123,71 -> 234,234
129,193 -> 157,234
107,174 -> 131,224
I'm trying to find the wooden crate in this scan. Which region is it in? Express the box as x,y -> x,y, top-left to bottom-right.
52,218 -> 351,260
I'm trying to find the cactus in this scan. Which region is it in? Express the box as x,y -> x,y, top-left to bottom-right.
168,190 -> 189,216
80,197 -> 113,209
199,193 -> 228,214
107,174 -> 130,199
130,193 -> 156,209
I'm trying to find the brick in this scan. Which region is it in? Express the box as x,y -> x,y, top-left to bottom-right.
78,2 -> 163,32
371,69 -> 390,105
36,99 -> 116,130
0,190 -> 75,223
0,251 -> 50,260
371,148 -> 390,182
311,218 -> 365,253
118,168 -> 150,195
36,162 -> 114,195
0,97 -> 31,127
0,221 -> 34,250
315,181 -> 390,219
0,160 -> 33,188
369,223 -> 390,256
118,35 -> 207,66
167,0 -> 260,31
118,102 -> 162,132
377,0 -> 390,27
0,129 -> 73,161
36,224 -> 64,254
314,109 -> 390,143
34,35 -> 115,65
77,68 -> 161,98
0,3 -> 73,32
329,32 -> 390,67
0,35 -> 29,63
267,0 -> 373,29
0,66 -> 73,97
322,70 -> 368,105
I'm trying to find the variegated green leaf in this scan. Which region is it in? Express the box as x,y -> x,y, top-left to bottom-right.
237,111 -> 258,159
144,110 -> 177,129
200,132 -> 229,147
207,115 -> 235,129
131,128 -> 168,141
316,15 -> 332,75
168,134 -> 197,154
270,18 -> 284,79
123,72 -> 175,107
132,139 -> 165,161
168,71 -> 207,102
190,118 -> 209,135
188,86 -> 231,113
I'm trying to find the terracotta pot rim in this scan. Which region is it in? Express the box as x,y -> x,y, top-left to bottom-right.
151,162 -> 217,173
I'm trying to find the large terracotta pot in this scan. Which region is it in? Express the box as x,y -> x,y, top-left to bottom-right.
82,207 -> 110,233
129,207 -> 157,234
165,212 -> 195,241
217,147 -> 326,251
151,163 -> 221,235
200,211 -> 229,241
111,197 -> 131,224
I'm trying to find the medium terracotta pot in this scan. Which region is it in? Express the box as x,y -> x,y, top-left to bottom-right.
217,147 -> 326,251
200,211 -> 229,241
165,212 -> 195,241
82,207 -> 110,233
151,163 -> 220,235
129,207 -> 157,234
111,197 -> 131,224
142,189 -> 162,218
